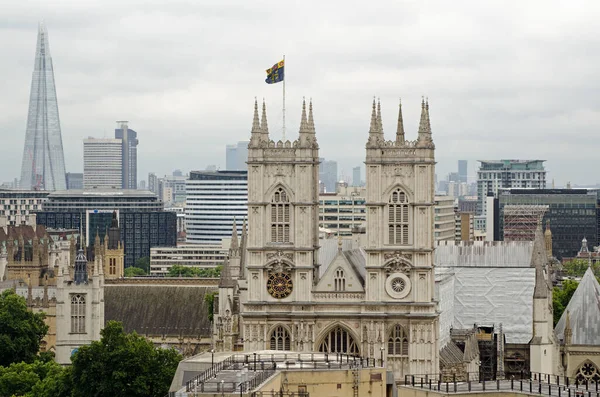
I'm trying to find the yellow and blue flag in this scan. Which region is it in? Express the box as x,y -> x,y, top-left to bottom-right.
265,60 -> 284,84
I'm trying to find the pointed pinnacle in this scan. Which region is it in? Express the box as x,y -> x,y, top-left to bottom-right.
396,98 -> 405,143
261,99 -> 269,135
231,217 -> 239,250
308,98 -> 315,134
376,98 -> 383,134
369,97 -> 377,134
251,98 -> 261,134
418,96 -> 429,135
299,97 -> 309,133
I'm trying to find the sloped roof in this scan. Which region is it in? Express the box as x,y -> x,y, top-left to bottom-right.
342,249 -> 366,285
105,285 -> 214,337
440,341 -> 464,366
555,267 -> 600,345
320,238 -> 355,275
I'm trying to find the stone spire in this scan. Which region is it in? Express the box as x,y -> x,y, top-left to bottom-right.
533,224 -> 549,299
260,99 -> 269,139
249,98 -> 262,146
231,218 -> 239,251
367,98 -> 379,146
544,220 -> 553,258
298,98 -> 311,146
376,98 -> 383,135
219,257 -> 235,288
396,98 -> 405,144
308,99 -> 316,134
417,97 -> 433,146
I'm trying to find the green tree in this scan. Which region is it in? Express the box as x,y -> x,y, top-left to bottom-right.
562,258 -> 600,278
70,321 -> 181,397
167,264 -> 221,278
0,360 -> 67,397
125,267 -> 147,277
0,290 -> 49,367
135,256 -> 150,274
552,279 -> 579,326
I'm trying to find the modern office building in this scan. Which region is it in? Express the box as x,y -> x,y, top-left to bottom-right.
458,160 -> 468,183
434,195 -> 456,241
496,189 -> 598,260
318,186 -> 367,236
83,138 -> 123,189
225,141 -> 249,171
34,189 -> 174,267
0,189 -> 49,226
455,211 -> 475,242
148,172 -> 159,195
149,241 -> 230,275
319,158 -> 338,193
19,23 -> 67,191
115,122 -> 138,189
352,166 -> 362,187
65,173 -> 83,190
476,160 -> 546,216
185,170 -> 247,244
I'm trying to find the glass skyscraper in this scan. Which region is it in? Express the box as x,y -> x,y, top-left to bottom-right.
19,23 -> 67,191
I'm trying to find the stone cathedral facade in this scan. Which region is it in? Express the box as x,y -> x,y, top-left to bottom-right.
213,97 -> 439,379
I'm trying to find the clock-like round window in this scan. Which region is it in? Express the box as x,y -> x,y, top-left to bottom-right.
267,272 -> 293,299
385,272 -> 411,299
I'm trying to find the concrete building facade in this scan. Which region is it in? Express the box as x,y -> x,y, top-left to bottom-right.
83,138 -> 123,189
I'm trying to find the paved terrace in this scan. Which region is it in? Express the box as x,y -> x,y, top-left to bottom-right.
173,350 -> 380,396
402,372 -> 600,397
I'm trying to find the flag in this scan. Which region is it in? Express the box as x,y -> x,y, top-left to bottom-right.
265,60 -> 284,84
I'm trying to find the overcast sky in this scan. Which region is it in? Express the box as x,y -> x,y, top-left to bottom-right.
1,0 -> 599,187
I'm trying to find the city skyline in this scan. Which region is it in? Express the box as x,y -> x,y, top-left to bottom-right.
1,2 -> 599,187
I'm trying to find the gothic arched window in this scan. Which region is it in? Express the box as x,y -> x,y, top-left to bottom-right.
388,188 -> 410,245
334,268 -> 346,291
270,326 -> 291,351
70,294 -> 86,334
387,324 -> 409,356
109,258 -> 116,275
271,187 -> 290,243
576,361 -> 600,383
318,326 -> 359,355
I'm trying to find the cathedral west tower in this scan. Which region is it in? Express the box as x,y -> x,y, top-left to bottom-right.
364,98 -> 439,375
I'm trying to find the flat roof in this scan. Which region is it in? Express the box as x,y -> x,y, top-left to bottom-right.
49,189 -> 157,198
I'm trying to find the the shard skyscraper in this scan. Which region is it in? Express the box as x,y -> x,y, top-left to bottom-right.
19,23 -> 67,191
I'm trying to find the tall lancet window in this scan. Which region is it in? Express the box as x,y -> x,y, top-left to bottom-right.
70,294 -> 86,333
388,324 -> 409,356
269,326 -> 291,350
271,187 -> 290,243
388,188 -> 409,245
334,268 -> 346,291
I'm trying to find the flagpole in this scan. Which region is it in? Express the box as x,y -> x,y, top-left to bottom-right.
282,54 -> 286,141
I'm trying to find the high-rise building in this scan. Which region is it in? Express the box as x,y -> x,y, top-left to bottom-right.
352,166 -> 362,186
65,173 -> 83,190
434,196 -> 456,241
148,172 -> 158,195
83,138 -> 123,189
458,160 -> 468,183
225,141 -> 249,170
138,180 -> 146,189
319,158 -> 338,193
185,170 -> 247,244
35,189 -> 175,267
0,189 -> 49,226
476,160 -> 546,216
114,122 -> 138,189
19,23 -> 67,191
496,188 -> 598,259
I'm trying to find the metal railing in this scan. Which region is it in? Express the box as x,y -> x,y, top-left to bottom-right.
403,371 -> 600,397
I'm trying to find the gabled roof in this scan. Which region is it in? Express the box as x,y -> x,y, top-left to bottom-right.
315,247 -> 366,291
555,267 -> 600,345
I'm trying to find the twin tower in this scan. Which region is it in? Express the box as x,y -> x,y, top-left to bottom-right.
238,97 -> 438,378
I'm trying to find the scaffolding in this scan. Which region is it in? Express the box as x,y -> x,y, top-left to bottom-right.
503,205 -> 548,241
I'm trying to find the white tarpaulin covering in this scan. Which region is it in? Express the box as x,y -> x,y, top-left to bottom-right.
435,241 -> 536,344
